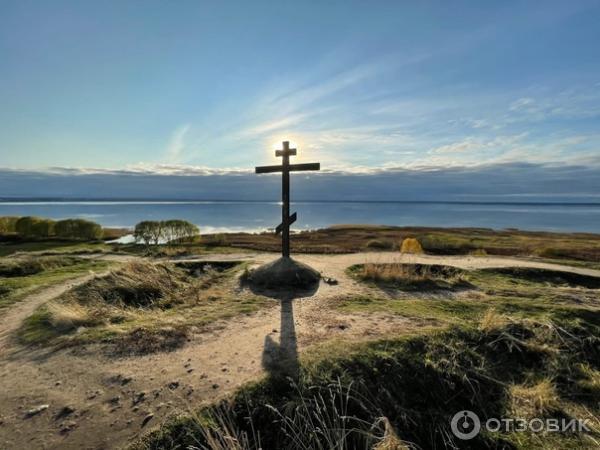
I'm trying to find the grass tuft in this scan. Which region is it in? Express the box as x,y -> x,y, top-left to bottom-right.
479,308 -> 510,333
46,302 -> 99,332
509,379 -> 561,419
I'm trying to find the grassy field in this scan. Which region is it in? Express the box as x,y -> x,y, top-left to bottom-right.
18,260 -> 276,354
2,226 -> 599,448
200,225 -> 600,262
0,240 -> 113,257
3,225 -> 600,264
0,256 -> 114,311
132,262 -> 600,449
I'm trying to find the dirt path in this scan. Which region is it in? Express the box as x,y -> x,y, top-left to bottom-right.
0,272 -> 112,354
1,252 -> 599,449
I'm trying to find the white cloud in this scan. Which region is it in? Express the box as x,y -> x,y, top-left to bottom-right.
430,134 -> 527,155
509,97 -> 536,111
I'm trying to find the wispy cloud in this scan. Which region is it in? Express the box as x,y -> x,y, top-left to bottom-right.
165,124 -> 191,163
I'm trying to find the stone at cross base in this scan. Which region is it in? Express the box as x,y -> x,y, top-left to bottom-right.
247,256 -> 320,289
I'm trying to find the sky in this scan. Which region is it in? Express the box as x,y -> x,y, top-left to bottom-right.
1,0 -> 600,200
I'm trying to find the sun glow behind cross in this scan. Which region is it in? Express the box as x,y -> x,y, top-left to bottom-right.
269,137 -> 308,162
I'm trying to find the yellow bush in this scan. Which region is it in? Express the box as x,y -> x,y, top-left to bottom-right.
400,238 -> 423,254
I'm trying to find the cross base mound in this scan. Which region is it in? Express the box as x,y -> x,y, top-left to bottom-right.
247,257 -> 320,289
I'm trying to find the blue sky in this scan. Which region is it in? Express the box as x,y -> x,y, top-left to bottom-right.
1,1 -> 599,201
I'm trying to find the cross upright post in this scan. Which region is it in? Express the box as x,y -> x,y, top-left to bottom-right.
280,141 -> 292,257
255,141 -> 320,258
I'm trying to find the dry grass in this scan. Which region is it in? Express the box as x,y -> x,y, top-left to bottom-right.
46,302 -> 99,332
372,418 -> 411,450
479,308 -> 510,333
576,364 -> 600,395
198,225 -> 600,263
509,379 -> 561,419
399,238 -> 423,254
71,261 -> 187,309
193,381 -> 396,450
19,260 -> 274,353
361,263 -> 426,282
354,263 -> 465,290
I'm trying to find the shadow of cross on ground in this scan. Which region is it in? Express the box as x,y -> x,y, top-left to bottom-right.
258,284 -> 319,381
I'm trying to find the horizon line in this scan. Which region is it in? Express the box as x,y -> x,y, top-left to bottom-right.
1,198 -> 600,207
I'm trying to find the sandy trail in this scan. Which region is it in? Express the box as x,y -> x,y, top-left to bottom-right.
0,272 -> 110,354
1,252 -> 599,449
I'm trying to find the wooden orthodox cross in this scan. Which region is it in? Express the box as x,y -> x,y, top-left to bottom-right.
255,141 -> 320,258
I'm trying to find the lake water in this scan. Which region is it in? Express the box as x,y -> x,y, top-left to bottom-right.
0,201 -> 599,233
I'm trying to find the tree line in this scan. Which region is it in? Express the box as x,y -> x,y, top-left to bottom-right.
0,216 -> 103,240
134,220 -> 199,245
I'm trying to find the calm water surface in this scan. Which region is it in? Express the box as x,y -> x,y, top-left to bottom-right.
0,201 -> 598,233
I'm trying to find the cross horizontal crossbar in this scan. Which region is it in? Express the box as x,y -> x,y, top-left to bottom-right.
255,162 -> 321,174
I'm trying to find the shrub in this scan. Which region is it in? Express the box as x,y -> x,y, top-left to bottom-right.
399,238 -> 423,254
418,235 -> 474,254
469,248 -> 488,256
206,233 -> 227,247
133,219 -> 199,245
134,221 -> 159,246
163,219 -> 199,243
55,219 -> 103,240
0,216 -> 20,234
15,216 -> 55,238
366,239 -> 394,250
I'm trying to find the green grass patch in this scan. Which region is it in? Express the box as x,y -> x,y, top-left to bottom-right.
478,267 -> 600,289
0,240 -> 111,257
0,255 -> 85,277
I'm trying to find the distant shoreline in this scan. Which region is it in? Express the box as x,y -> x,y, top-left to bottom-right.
1,198 -> 600,207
